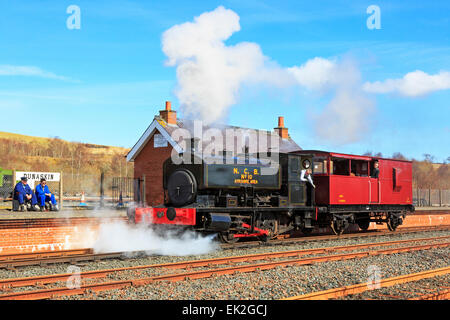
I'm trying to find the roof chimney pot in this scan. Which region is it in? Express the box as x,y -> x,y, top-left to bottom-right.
275,116 -> 289,139
159,101 -> 177,125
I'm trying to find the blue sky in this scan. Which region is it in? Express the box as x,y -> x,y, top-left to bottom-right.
0,0 -> 449,162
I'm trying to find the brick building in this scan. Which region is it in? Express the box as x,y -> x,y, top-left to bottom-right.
126,101 -> 302,206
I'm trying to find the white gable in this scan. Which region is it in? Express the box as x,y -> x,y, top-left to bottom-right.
126,119 -> 183,162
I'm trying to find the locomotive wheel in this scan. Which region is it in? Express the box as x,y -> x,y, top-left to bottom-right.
330,220 -> 346,235
218,232 -> 240,244
257,220 -> 278,242
301,228 -> 313,235
387,217 -> 400,231
357,219 -> 371,231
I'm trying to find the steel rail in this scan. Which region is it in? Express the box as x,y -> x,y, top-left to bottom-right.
1,225 -> 449,269
0,241 -> 448,300
0,226 -> 450,269
0,235 -> 448,289
0,248 -> 93,262
282,266 -> 450,300
410,289 -> 450,300
222,225 -> 450,250
0,252 -> 126,269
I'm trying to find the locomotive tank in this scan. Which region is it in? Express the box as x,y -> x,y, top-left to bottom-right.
163,153 -> 282,207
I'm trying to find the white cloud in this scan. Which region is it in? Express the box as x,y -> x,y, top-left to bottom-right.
310,58 -> 375,144
0,65 -> 71,81
162,6 -> 293,124
363,70 -> 450,97
288,57 -> 338,91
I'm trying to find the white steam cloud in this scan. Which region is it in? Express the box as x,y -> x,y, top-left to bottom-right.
363,70 -> 450,97
91,220 -> 219,256
162,6 -> 373,144
162,6 -> 291,124
162,6 -> 449,145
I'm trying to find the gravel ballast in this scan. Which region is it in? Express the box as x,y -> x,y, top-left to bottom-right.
0,229 -> 449,281
0,229 -> 448,300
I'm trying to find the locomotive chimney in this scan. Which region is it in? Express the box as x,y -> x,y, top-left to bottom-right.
274,116 -> 289,139
159,100 -> 177,125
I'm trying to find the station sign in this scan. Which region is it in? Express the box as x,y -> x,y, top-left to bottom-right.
15,172 -> 60,189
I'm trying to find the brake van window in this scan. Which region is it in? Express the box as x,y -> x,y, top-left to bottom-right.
313,158 -> 327,174
331,158 -> 349,175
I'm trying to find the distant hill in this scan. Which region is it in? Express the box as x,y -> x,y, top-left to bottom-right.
0,131 -> 128,156
0,131 -> 133,196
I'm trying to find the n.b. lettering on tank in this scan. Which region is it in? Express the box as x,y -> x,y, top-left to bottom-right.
204,164 -> 280,189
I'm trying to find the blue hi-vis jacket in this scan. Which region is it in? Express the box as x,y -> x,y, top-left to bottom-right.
35,184 -> 51,197
14,182 -> 33,196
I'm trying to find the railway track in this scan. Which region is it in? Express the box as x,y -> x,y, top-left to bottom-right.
0,236 -> 448,300
222,225 -> 450,249
283,266 -> 450,300
1,225 -> 449,269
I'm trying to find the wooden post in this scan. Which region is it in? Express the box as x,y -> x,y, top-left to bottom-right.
428,188 -> 431,207
11,168 -> 16,202
142,175 -> 146,206
100,172 -> 105,207
59,172 -> 63,208
417,188 -> 420,207
439,189 -> 442,207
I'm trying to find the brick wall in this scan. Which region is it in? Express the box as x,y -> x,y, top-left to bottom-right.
134,133 -> 173,207
0,224 -> 100,254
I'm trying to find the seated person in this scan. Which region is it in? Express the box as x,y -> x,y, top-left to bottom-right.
35,178 -> 58,211
13,177 -> 39,211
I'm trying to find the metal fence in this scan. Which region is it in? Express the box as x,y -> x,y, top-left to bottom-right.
0,175 -> 13,200
111,177 -> 134,206
0,172 -> 134,207
62,173 -> 134,207
413,189 -> 450,207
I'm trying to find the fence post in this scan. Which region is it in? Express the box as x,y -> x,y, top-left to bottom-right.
417,188 -> 420,207
439,189 -> 442,207
142,175 -> 146,206
59,172 -> 63,209
134,178 -> 141,205
12,168 -> 16,200
428,188 -> 431,207
100,172 -> 104,207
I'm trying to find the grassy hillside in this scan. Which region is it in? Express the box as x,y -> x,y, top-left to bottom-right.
0,131 -> 127,156
0,131 -> 133,196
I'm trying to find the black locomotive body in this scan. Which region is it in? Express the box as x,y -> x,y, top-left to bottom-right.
131,152 -> 316,242
129,149 -> 415,240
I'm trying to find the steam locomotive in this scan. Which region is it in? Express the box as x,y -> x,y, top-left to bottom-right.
128,150 -> 414,242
